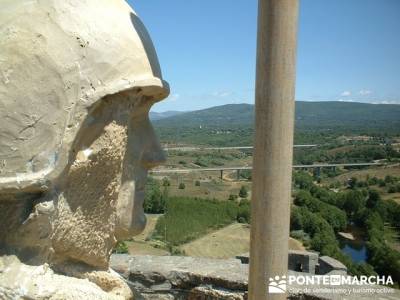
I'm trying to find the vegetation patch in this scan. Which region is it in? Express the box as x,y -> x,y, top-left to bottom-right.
153,197 -> 239,246
291,171 -> 400,286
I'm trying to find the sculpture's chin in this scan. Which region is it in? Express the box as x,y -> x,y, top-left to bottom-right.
130,211 -> 147,236
114,209 -> 147,241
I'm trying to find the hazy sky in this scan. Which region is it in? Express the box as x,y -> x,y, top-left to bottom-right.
129,0 -> 400,112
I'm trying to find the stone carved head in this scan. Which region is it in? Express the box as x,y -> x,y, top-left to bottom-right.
0,0 -> 168,271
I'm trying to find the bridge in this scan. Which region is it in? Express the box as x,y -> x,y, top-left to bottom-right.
150,162 -> 385,180
163,144 -> 318,151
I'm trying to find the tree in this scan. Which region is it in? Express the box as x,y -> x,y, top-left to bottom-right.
294,190 -> 313,206
343,190 -> 366,221
178,182 -> 185,189
290,207 -> 303,230
294,190 -> 347,232
239,185 -> 248,198
366,189 -> 381,209
293,171 -> 314,190
162,177 -> 171,186
144,177 -> 166,213
348,177 -> 358,189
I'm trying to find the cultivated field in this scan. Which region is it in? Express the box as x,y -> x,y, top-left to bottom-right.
153,171 -> 252,200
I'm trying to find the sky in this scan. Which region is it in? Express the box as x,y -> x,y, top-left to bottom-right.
129,0 -> 400,112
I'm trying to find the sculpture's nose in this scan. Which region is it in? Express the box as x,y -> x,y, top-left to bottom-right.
142,145 -> 166,169
140,126 -> 166,169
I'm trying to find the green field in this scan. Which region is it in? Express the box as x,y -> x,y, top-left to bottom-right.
152,197 -> 242,246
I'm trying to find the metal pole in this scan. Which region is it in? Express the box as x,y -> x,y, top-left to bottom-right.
249,0 -> 299,299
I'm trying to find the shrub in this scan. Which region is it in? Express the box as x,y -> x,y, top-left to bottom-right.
387,184 -> 400,193
195,180 -> 201,186
178,182 -> 185,189
240,170 -> 252,180
228,194 -> 238,201
211,160 -> 224,166
385,175 -> 395,184
366,189 -> 381,208
237,217 -> 246,223
237,200 -> 250,223
194,158 -> 208,167
113,241 -> 128,254
290,230 -> 307,240
162,177 -> 171,186
239,185 -> 248,198
367,176 -> 379,186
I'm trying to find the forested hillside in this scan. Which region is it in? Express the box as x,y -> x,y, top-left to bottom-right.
153,102 -> 400,145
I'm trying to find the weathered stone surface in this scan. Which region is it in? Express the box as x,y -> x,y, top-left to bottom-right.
0,1 -> 168,299
0,0 -> 168,191
317,256 -> 347,276
111,254 -> 249,299
111,255 -> 400,300
0,255 -> 130,299
237,251 -> 345,276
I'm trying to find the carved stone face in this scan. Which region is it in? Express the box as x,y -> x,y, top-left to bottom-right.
0,0 -> 168,269
50,92 -> 165,267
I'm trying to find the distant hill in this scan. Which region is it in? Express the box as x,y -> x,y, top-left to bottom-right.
150,110 -> 187,121
153,104 -> 253,127
153,101 -> 400,146
154,101 -> 400,130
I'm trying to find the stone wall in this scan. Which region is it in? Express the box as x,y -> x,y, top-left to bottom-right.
236,250 -> 341,275
110,254 -> 400,300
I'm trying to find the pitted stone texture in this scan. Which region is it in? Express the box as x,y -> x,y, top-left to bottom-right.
51,120 -> 128,268
0,255 -> 132,299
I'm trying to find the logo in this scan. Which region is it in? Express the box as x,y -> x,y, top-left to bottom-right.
267,274 -> 394,295
268,275 -> 287,293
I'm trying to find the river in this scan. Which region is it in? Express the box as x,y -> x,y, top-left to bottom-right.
338,225 -> 368,263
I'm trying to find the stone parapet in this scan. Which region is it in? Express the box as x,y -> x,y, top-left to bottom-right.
111,254 -> 400,300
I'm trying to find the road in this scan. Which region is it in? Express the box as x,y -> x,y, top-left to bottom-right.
150,162 -> 385,174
